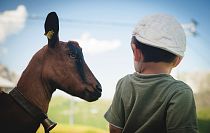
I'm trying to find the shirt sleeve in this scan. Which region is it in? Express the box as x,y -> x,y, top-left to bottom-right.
166,87 -> 199,133
104,78 -> 125,129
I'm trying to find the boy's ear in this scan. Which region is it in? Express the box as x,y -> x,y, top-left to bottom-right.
44,12 -> 59,48
173,56 -> 182,67
131,43 -> 143,62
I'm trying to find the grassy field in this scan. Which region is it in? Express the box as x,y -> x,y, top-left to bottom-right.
41,96 -> 210,133
197,108 -> 210,133
47,96 -> 110,131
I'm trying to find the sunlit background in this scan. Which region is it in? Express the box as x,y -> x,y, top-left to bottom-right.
0,0 -> 210,133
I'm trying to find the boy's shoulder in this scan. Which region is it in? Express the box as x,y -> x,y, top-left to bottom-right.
169,79 -> 193,96
116,73 -> 136,88
117,73 -> 193,93
166,77 -> 191,90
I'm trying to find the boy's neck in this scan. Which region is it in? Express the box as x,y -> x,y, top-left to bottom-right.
140,62 -> 173,75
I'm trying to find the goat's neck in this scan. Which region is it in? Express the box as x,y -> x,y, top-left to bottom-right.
16,58 -> 53,113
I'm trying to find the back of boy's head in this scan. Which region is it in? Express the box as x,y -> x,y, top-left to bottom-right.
132,36 -> 177,63
132,14 -> 186,63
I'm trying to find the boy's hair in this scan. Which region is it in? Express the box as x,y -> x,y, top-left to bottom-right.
131,36 -> 177,63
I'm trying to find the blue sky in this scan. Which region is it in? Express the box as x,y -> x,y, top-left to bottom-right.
0,0 -> 210,99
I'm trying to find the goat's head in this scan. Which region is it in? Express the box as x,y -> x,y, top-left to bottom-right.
42,12 -> 102,102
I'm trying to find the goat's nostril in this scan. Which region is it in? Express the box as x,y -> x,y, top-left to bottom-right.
96,84 -> 102,92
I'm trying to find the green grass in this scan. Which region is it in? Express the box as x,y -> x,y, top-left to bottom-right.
197,108 -> 210,133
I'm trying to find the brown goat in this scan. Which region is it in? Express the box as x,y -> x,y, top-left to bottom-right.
0,12 -> 102,133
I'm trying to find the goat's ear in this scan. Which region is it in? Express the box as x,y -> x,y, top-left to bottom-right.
44,12 -> 59,48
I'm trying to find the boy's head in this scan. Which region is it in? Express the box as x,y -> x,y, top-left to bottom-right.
131,14 -> 186,73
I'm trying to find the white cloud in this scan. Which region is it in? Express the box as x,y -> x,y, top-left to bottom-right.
0,5 -> 27,43
76,33 -> 121,54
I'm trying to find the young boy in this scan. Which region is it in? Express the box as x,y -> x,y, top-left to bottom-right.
104,14 -> 198,133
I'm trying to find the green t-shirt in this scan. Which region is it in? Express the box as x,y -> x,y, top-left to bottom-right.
104,72 -> 198,133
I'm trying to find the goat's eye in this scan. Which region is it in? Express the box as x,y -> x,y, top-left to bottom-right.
68,51 -> 77,58
67,43 -> 82,60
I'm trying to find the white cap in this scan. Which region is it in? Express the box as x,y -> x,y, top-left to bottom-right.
132,14 -> 186,57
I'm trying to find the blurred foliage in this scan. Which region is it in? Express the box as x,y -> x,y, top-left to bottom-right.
47,96 -> 110,131
195,91 -> 210,109
197,108 -> 210,133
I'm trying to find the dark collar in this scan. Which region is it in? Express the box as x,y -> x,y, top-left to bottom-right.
9,87 -> 56,132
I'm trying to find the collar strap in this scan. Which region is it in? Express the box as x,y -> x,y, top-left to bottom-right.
9,88 -> 56,132
9,87 -> 47,123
